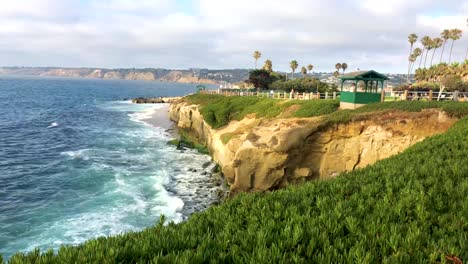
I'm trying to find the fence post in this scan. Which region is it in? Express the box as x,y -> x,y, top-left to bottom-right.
316,92 -> 320,99
325,92 -> 329,99
403,90 -> 408,101
380,89 -> 385,102
428,90 -> 433,101
333,92 -> 336,99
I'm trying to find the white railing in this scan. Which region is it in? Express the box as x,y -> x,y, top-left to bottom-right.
200,89 -> 468,102
200,90 -> 340,100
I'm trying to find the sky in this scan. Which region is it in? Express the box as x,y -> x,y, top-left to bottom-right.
0,0 -> 466,73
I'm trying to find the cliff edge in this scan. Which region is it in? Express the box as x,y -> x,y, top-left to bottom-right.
170,101 -> 457,196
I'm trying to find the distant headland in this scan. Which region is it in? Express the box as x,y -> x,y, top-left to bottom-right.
0,67 -> 250,85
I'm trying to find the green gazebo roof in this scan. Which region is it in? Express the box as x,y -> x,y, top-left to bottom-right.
339,70 -> 389,81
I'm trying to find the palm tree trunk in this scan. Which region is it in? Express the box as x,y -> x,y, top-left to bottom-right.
424,50 -> 429,68
439,41 -> 446,63
418,48 -> 425,68
430,48 -> 437,67
255,59 -> 257,69
448,40 -> 455,64
407,44 -> 413,83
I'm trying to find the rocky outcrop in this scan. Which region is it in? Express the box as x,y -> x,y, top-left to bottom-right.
132,97 -> 182,104
170,102 -> 458,196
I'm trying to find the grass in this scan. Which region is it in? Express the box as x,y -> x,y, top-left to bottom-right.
183,94 -> 340,128
324,100 -> 468,126
6,116 -> 468,263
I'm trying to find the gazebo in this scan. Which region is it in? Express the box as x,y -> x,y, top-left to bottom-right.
339,70 -> 389,109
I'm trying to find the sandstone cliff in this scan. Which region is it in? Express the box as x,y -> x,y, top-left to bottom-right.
170,102 -> 457,196
0,67 -> 221,84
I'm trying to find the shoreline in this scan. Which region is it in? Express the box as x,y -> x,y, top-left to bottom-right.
136,102 -> 226,218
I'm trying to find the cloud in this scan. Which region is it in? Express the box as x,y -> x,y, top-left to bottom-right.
0,0 -> 466,72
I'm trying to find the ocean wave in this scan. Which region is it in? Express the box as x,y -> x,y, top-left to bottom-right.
60,149 -> 91,160
47,122 -> 59,128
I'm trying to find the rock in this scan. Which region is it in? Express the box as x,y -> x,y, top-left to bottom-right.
170,101 -> 458,196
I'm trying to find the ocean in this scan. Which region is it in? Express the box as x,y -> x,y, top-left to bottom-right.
0,76 -> 220,259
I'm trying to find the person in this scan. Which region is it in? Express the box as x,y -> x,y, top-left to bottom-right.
350,83 -> 356,92
290,88 -> 294,99
270,90 -> 274,98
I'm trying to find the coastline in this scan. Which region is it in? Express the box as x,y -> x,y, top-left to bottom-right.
137,102 -> 225,218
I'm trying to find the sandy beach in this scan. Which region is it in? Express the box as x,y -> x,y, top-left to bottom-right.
141,103 -> 174,130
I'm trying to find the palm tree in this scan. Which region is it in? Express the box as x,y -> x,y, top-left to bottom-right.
290,60 -> 298,79
335,63 -> 342,73
418,36 -> 430,69
407,33 -> 418,82
301,67 -> 307,77
430,37 -> 443,67
448,29 -> 463,64
341,63 -> 348,74
439,29 -> 451,63
307,64 -> 313,75
253,51 -> 262,69
421,36 -> 432,68
263,59 -> 273,73
410,48 -> 422,74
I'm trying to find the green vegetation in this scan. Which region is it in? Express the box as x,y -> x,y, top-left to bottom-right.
167,133 -> 209,154
220,132 -> 236,145
269,77 -> 336,93
324,101 -> 468,126
183,94 -> 340,128
7,114 -> 468,263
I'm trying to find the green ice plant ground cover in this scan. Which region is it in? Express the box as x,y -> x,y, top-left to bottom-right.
4,98 -> 468,263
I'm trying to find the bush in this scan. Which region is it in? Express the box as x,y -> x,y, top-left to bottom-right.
411,81 -> 440,91
269,77 -> 333,93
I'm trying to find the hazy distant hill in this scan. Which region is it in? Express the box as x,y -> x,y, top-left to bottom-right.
0,67 -> 250,84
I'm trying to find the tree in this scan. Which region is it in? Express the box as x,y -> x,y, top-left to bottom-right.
410,48 -> 422,74
335,63 -> 342,73
253,51 -> 262,69
301,67 -> 307,77
333,71 -> 340,78
290,60 -> 298,79
247,69 -> 275,89
448,29 -> 462,64
421,36 -> 433,68
307,64 -> 314,75
430,37 -> 443,67
341,63 -> 348,74
407,33 -> 418,83
263,59 -> 273,73
418,36 -> 430,69
439,29 -> 451,63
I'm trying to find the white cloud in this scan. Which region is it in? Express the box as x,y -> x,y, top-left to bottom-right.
0,0 -> 466,72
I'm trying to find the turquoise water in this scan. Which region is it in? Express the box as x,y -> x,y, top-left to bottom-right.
0,76 -> 220,259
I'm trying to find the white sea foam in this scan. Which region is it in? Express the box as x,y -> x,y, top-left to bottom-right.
60,149 -> 91,160
47,122 -> 58,128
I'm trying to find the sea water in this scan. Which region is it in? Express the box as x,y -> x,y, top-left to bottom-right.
0,76 -> 220,259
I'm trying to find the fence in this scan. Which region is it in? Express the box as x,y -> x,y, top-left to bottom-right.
200,89 -> 339,100
200,89 -> 468,102
385,90 -> 468,102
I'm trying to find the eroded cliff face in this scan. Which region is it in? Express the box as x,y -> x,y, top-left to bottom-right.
170,102 -> 458,196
